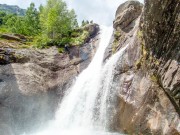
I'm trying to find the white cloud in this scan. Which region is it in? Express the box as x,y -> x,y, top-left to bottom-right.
0,0 -> 144,26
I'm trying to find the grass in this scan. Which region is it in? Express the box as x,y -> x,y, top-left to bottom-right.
0,26 -> 11,34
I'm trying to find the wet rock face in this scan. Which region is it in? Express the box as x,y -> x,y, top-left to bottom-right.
115,71 -> 180,135
159,60 -> 180,113
113,0 -> 143,32
143,0 -> 180,114
110,0 -> 180,134
0,26 -> 100,135
143,0 -> 180,60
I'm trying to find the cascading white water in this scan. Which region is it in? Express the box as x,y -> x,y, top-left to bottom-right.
55,26 -> 113,130
26,26 -> 128,135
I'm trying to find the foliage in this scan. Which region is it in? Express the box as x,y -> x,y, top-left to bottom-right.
0,11 -> 6,25
33,34 -> 50,48
6,16 -> 26,34
0,3 -> 40,36
112,30 -> 121,54
81,20 -> 90,26
82,20 -> 85,26
90,20 -> 93,24
0,26 -> 11,33
70,29 -> 89,46
0,1 -> 93,52
137,30 -> 143,39
39,0 -> 78,41
114,31 -> 121,39
150,74 -> 158,82
24,3 -> 41,36
58,47 -> 65,53
112,40 -> 118,54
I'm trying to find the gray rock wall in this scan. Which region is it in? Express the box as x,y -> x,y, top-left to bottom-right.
110,0 -> 180,134
143,0 -> 180,115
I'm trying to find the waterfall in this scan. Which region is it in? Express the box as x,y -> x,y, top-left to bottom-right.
27,26 -> 128,135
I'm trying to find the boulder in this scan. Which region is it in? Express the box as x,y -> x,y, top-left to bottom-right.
113,0 -> 143,32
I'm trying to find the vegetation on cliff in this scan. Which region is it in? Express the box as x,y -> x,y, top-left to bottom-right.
0,0 -> 95,52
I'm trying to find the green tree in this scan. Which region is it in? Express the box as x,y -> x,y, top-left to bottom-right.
82,20 -> 85,26
24,3 -> 40,36
40,0 -> 77,41
5,14 -> 18,30
81,20 -> 90,26
86,20 -> 89,24
13,17 -> 26,34
4,3 -> 40,36
0,11 -> 7,25
5,15 -> 26,34
90,20 -> 93,24
39,4 -> 43,13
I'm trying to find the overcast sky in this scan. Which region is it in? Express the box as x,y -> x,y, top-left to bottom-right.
0,0 -> 144,26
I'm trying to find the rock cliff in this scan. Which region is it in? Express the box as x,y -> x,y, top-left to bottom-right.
109,0 -> 180,134
0,24 -> 100,135
0,1 -> 179,135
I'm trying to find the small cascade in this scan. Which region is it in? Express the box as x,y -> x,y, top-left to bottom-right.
26,26 -> 129,135
98,45 -> 128,130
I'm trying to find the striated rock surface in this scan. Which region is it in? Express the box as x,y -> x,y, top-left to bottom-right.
0,24 -> 100,135
108,0 -> 180,134
143,0 -> 180,114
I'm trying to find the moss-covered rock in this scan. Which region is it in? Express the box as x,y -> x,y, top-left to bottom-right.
70,23 -> 99,46
0,48 -> 29,64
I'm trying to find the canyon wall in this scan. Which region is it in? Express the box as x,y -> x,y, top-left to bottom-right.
109,0 -> 180,134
